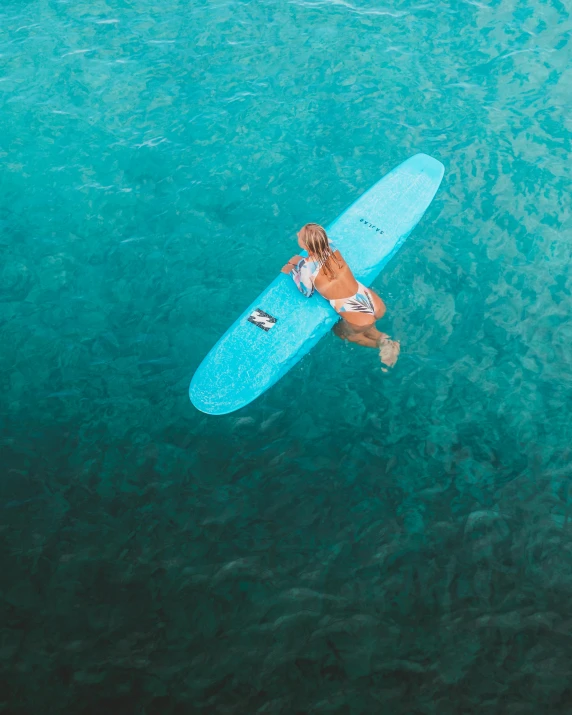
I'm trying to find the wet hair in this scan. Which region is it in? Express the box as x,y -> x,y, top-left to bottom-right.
300,223 -> 342,279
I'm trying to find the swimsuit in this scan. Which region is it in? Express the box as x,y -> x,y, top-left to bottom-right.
291,246 -> 376,317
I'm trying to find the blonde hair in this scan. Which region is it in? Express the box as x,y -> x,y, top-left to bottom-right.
300,223 -> 342,279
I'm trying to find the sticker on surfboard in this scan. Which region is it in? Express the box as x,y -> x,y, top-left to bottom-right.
247,308 -> 277,332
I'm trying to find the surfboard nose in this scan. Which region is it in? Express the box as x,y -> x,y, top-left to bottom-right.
408,153 -> 445,182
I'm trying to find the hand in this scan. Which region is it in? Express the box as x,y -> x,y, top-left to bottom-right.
281,255 -> 304,274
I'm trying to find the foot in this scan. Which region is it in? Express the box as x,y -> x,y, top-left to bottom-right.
378,335 -> 400,371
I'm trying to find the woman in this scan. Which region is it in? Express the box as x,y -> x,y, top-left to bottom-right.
281,223 -> 400,368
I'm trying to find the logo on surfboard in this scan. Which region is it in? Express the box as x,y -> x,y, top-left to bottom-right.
248,308 -> 277,332
360,218 -> 384,234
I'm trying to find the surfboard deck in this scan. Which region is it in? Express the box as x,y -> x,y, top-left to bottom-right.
190,153 -> 444,415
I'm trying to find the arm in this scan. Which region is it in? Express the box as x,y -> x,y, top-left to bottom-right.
281,255 -> 304,274
287,256 -> 315,297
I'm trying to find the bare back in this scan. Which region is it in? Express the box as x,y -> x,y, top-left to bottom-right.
312,250 -> 359,300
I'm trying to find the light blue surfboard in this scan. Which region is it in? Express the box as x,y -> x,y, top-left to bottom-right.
190,153 -> 444,415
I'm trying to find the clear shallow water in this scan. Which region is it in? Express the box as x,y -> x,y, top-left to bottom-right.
2,0 -> 572,711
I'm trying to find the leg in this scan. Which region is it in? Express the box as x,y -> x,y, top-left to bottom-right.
333,318 -> 400,367
333,319 -> 380,349
362,289 -> 400,366
363,325 -> 389,342
346,332 -> 380,349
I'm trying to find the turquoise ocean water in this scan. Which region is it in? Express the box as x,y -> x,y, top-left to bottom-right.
2,0 -> 572,711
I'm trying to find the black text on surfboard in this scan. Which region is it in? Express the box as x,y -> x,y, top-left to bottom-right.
360,218 -> 384,234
